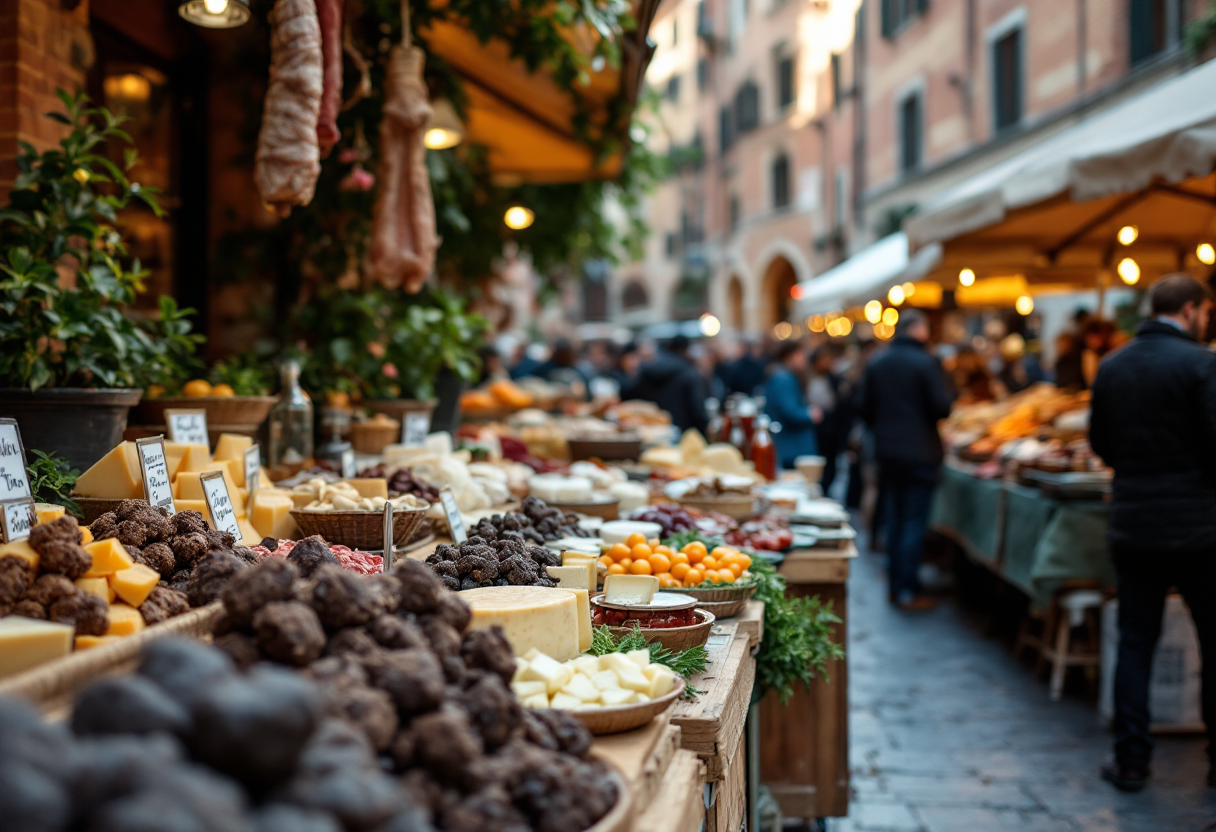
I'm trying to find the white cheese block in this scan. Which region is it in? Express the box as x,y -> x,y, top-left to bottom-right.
600,689 -> 638,707
592,670 -> 622,691
549,692 -> 584,711
511,680 -> 548,699
555,587 -> 592,652
547,562 -> 595,592
603,574 -> 659,605
518,653 -> 574,694
561,673 -> 602,703
609,481 -> 651,513
617,665 -> 651,694
0,617 -> 75,678
463,586 -> 582,662
523,693 -> 551,709
626,649 -> 651,669
529,474 -> 593,503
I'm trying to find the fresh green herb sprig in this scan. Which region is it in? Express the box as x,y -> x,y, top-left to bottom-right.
589,623 -> 709,697
27,450 -> 81,518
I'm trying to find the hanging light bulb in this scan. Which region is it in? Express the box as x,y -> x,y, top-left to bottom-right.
1117,257 -> 1141,285
424,99 -> 465,150
887,285 -> 906,306
504,205 -> 535,230
807,315 -> 826,333
839,317 -> 853,336
178,0 -> 249,28
1015,295 -> 1034,315
882,307 -> 899,326
959,268 -> 976,287
864,300 -> 882,324
1117,225 -> 1139,246
902,282 -> 916,297
1198,243 -> 1216,266
699,314 -> 722,337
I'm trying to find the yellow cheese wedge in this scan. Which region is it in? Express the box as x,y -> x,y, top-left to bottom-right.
173,499 -> 209,515
346,479 -> 389,500
83,538 -> 135,578
79,526 -> 93,545
237,517 -> 261,547
214,433 -> 254,462
250,493 -> 298,540
0,617 -> 75,677
165,442 -> 208,479
555,587 -> 592,652
34,503 -> 65,524
109,563 -> 160,608
175,468 -> 245,516
105,604 -> 146,636
0,541 -> 39,572
73,442 -> 142,499
259,466 -> 273,488
175,444 -> 213,475
74,577 -> 115,603
75,635 -> 123,651
463,586 -> 581,662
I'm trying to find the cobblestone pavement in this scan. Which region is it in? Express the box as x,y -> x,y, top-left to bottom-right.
834,547 -> 1216,832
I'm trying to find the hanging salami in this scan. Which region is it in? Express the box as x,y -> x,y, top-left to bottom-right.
255,0 -> 324,216
315,0 -> 344,157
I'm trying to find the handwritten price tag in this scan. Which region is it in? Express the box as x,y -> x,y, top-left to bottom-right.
341,448 -> 356,479
136,436 -> 176,514
244,446 -> 261,496
165,409 -> 209,446
402,413 -> 430,448
200,470 -> 242,540
0,498 -> 35,544
0,419 -> 32,501
439,488 -> 466,544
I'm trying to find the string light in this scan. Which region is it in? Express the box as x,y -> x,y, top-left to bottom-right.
1015,295 -> 1034,315
882,307 -> 899,326
902,282 -> 916,297
959,268 -> 976,287
1117,257 -> 1140,285
1117,225 -> 1139,246
807,315 -> 826,333
178,0 -> 249,27
699,314 -> 721,337
1198,243 -> 1216,266
874,322 -> 894,340
773,322 -> 794,340
864,300 -> 883,324
504,206 -> 535,230
790,284 -> 805,300
887,285 -> 906,306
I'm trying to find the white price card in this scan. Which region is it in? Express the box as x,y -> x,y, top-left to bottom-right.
200,470 -> 242,540
0,419 -> 32,501
165,409 -> 209,446
439,488 -> 466,544
0,498 -> 36,543
244,446 -> 261,497
136,436 -> 176,514
402,413 -> 430,448
340,448 -> 356,479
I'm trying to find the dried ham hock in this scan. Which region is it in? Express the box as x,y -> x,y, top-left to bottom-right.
369,44 -> 438,293
315,0 -> 344,158
256,0 -> 324,217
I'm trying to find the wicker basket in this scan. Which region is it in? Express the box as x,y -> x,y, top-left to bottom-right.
350,419 -> 400,455
567,436 -> 644,462
139,396 -> 278,428
291,506 -> 429,550
570,679 -> 685,735
362,398 -> 437,424
664,581 -> 758,605
605,609 -> 715,652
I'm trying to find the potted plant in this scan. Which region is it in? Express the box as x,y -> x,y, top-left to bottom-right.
0,91 -> 203,468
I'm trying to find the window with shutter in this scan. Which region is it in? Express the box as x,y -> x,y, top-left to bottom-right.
697,57 -> 709,91
772,154 -> 791,210
666,74 -> 682,102
1130,0 -> 1177,65
899,92 -> 922,174
776,54 -> 795,111
719,106 -> 733,154
992,27 -> 1023,132
830,53 -> 842,109
734,81 -> 759,134
882,0 -> 927,38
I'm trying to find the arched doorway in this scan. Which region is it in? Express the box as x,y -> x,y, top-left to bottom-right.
622,280 -> 649,311
761,256 -> 798,329
726,276 -> 744,331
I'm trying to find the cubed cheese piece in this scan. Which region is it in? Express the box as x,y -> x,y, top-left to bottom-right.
214,433 -> 254,462
0,541 -> 39,572
74,577 -> 115,603
518,653 -> 574,695
561,673 -> 602,703
591,670 -> 622,691
548,692 -> 584,711
617,665 -> 651,694
522,693 -> 551,710
601,653 -> 637,675
0,617 -> 74,677
513,657 -> 530,681
250,493 -> 298,540
73,442 -> 142,499
463,586 -> 582,662
522,648 -> 542,661
546,565 -> 592,591
175,444 -> 213,474
626,649 -> 651,669
600,689 -> 637,707
346,479 -> 389,500
645,666 -> 677,698
603,574 -> 659,605
555,587 -> 592,653
75,635 -> 123,651
569,655 -> 602,675
79,526 -> 93,545
634,692 -> 652,702
34,503 -> 65,524
105,604 -> 146,637
83,538 -> 134,577
511,680 -> 549,699
109,563 -> 160,607
164,443 -> 207,479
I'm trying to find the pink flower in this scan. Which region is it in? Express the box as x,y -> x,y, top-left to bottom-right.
382,362 -> 398,379
338,164 -> 375,192
338,147 -> 361,164
367,341 -> 386,358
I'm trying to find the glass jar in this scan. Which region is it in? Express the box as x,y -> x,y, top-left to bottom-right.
750,414 -> 777,481
268,360 -> 313,477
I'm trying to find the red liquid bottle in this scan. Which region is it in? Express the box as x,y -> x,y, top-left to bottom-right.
750,415 -> 777,481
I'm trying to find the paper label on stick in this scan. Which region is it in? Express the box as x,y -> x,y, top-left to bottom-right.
0,419 -> 32,501
340,448 -> 356,479
0,498 -> 36,543
136,436 -> 176,514
244,446 -> 261,496
439,488 -> 466,544
200,470 -> 242,539
382,502 -> 395,570
403,413 -> 430,448
165,409 -> 209,446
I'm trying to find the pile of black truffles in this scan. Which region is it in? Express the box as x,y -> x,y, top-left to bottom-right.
204,558 -> 617,832
0,517 -> 111,635
474,497 -> 593,544
89,500 -> 260,607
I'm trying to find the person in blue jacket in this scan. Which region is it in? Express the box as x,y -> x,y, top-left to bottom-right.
764,340 -> 818,469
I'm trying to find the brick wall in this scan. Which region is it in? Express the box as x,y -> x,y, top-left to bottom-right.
0,0 -> 92,189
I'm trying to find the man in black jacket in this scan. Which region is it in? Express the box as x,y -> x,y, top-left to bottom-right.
1090,274 -> 1216,793
622,335 -> 709,435
859,310 -> 955,611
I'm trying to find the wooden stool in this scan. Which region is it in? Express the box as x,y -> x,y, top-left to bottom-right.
1015,588 -> 1105,700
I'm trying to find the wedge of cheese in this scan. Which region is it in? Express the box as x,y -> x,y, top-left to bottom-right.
237,517 -> 261,547
346,479 -> 389,500
555,587 -> 592,653
603,574 -> 659,605
463,586 -> 582,662
0,540 -> 39,572
105,604 -> 146,637
34,504 -> 65,525
173,500 -> 209,516
175,444 -> 213,475
75,635 -> 123,651
175,468 -> 245,516
83,538 -> 134,578
214,433 -> 253,462
109,563 -> 160,607
73,442 -> 142,499
164,443 -> 208,480
79,525 -> 93,545
249,493 -> 298,540
0,618 -> 75,677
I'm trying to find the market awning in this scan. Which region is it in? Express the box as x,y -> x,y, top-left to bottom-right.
792,232 -> 943,316
904,59 -> 1216,287
422,1 -> 659,183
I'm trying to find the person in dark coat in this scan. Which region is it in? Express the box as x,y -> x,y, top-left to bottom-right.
858,309 -> 955,611
764,341 -> 818,469
726,339 -> 768,396
622,335 -> 709,435
1089,274 -> 1216,793
808,345 -> 844,492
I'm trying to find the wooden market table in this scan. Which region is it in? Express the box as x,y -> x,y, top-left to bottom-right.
759,542 -> 856,822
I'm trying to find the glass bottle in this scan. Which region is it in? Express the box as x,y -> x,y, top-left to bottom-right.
732,397 -> 754,457
705,398 -> 723,444
268,360 -> 313,477
720,397 -> 736,448
315,406 -> 353,475
750,414 -> 777,481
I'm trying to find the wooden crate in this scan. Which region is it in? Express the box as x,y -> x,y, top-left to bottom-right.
673,621 -> 756,781
593,711 -> 682,814
735,600 -> 765,649
634,750 -> 706,832
706,722 -> 747,832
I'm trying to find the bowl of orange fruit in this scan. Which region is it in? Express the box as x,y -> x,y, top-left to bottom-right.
597,533 -> 758,616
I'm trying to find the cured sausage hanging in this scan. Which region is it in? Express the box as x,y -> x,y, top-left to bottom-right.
255,0 -> 324,216
315,0 -> 344,158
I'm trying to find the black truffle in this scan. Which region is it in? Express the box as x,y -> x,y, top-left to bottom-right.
221,558 -> 298,627
253,601 -> 327,666
361,648 -> 445,715
288,536 -> 340,578
310,564 -> 385,629
70,675 -> 191,739
36,540 -> 90,579
139,586 -> 190,626
49,589 -> 108,636
137,638 -> 236,710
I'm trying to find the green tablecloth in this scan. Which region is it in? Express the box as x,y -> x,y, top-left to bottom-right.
930,465 -> 1004,564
